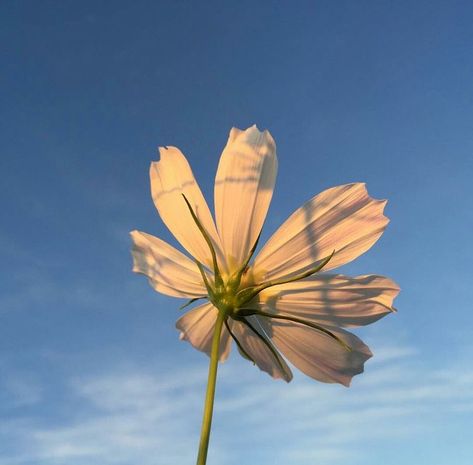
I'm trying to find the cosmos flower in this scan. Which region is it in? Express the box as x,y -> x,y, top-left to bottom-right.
131,125 -> 399,387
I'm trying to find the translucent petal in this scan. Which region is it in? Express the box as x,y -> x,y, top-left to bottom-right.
260,318 -> 372,386
130,230 -> 207,298
231,317 -> 292,382
150,146 -> 225,271
214,125 -> 277,271
175,303 -> 232,362
257,274 -> 400,328
254,183 -> 389,281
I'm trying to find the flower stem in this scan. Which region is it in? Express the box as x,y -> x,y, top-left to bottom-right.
196,311 -> 226,465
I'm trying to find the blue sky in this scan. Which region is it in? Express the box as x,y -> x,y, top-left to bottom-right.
1,1 -> 472,464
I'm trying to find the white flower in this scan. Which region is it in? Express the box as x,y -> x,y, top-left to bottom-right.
131,125 -> 399,386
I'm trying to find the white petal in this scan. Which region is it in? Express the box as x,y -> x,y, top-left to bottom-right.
260,318 -> 372,386
130,230 -> 207,298
214,125 -> 278,270
175,303 -> 232,362
258,274 -> 399,328
150,146 -> 225,271
254,183 -> 389,281
231,317 -> 292,382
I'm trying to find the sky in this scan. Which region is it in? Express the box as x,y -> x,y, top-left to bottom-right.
1,0 -> 473,464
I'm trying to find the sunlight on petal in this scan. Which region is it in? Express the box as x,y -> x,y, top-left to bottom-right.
231,317 -> 293,382
214,125 -> 277,270
257,274 -> 400,327
131,128 -> 398,390
150,146 -> 226,272
254,183 -> 389,281
176,303 -> 232,362
130,230 -> 207,298
260,318 -> 372,386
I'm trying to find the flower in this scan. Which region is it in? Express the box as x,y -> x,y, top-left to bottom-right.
131,125 -> 399,386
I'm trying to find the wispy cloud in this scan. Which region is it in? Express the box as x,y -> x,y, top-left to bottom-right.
1,340 -> 472,465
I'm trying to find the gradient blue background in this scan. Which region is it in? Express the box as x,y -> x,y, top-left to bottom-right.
1,1 -> 472,464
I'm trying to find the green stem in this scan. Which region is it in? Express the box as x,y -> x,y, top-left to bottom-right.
196,311 -> 226,465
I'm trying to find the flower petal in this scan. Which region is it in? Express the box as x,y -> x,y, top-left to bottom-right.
257,274 -> 400,328
254,183 -> 389,281
175,303 -> 232,362
150,146 -> 225,271
214,125 -> 278,270
130,230 -> 207,298
231,317 -> 293,382
260,318 -> 372,386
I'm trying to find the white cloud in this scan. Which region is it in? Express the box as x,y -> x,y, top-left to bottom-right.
0,339 -> 472,465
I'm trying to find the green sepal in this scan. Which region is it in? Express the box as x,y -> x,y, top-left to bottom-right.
224,318 -> 255,365
240,317 -> 288,375
236,250 -> 335,306
230,231 -> 262,289
256,310 -> 352,352
195,260 -> 214,299
237,345 -> 255,363
182,194 -> 223,288
233,308 -> 257,318
179,296 -> 207,310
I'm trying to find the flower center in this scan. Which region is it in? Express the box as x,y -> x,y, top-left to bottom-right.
209,268 -> 259,319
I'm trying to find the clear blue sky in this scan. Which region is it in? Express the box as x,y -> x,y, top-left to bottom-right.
1,1 -> 472,464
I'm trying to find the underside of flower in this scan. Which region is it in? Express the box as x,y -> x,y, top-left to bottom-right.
130,125 -> 399,465
131,125 -> 399,387
182,194 -> 351,355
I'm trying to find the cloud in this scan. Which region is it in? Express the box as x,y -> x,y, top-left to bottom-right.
0,339 -> 472,465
